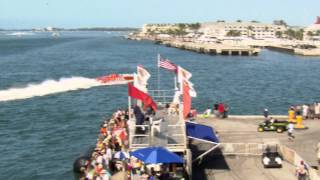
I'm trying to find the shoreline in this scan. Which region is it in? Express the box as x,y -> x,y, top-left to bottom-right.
128,34 -> 320,56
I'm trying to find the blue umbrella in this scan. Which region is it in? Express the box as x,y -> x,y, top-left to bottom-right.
130,146 -> 184,164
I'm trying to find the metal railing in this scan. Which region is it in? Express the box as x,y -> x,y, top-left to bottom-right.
129,124 -> 186,150
148,89 -> 175,105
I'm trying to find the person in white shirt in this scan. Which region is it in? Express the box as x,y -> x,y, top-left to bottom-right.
203,107 -> 211,117
287,122 -> 295,141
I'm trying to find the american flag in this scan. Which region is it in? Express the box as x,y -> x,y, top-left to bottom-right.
157,56 -> 178,73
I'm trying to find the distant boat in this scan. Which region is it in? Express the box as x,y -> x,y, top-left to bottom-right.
51,32 -> 60,38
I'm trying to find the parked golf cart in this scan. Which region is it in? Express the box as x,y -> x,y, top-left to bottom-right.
262,144 -> 283,168
258,119 -> 289,133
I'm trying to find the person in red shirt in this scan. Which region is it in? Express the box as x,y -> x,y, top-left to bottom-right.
218,103 -> 225,119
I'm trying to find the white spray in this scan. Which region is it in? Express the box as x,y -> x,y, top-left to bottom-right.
0,77 -> 106,102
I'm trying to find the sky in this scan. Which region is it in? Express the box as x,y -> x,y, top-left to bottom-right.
0,0 -> 319,29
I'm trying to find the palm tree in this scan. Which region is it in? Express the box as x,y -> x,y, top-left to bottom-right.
275,31 -> 283,38
307,31 -> 313,37
226,30 -> 241,37
251,20 -> 260,23
247,26 -> 254,38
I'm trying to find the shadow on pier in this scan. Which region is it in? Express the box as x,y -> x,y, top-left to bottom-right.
190,144 -> 230,180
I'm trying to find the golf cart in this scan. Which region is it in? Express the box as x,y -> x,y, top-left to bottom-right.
258,119 -> 288,133
262,144 -> 283,168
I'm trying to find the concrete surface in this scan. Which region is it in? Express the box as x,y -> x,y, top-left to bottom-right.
191,117 -> 320,180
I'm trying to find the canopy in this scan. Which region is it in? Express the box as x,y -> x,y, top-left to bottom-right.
130,146 -> 184,164
186,122 -> 220,163
186,122 -> 219,143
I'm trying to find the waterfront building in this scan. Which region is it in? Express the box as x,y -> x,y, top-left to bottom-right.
304,17 -> 320,41
141,21 -> 286,41
199,21 -> 286,40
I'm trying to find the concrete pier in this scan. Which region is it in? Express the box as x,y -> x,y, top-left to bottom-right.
162,40 -> 260,56
267,45 -> 320,56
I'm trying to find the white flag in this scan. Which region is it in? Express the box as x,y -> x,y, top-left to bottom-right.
177,66 -> 192,83
189,84 -> 197,97
133,73 -> 148,93
137,65 -> 150,83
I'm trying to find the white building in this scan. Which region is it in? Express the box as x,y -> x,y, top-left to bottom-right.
199,21 -> 286,40
304,17 -> 320,41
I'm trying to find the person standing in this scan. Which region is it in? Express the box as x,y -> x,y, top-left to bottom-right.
302,104 -> 309,119
224,104 -> 229,118
317,142 -> 320,164
218,103 -> 225,119
296,160 -> 308,180
203,107 -> 211,118
288,108 -> 296,123
287,122 -> 295,141
263,109 -> 269,119
315,102 -> 320,120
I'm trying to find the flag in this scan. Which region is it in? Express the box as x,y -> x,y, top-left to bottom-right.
158,56 -> 178,73
128,83 -> 157,111
137,65 -> 150,82
183,79 -> 197,97
183,81 -> 191,119
177,66 -> 192,83
189,84 -> 197,97
133,73 -> 146,92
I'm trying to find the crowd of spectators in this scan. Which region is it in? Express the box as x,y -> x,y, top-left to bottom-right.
289,103 -> 320,120
80,106 -> 184,180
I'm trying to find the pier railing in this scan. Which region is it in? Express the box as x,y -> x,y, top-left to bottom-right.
129,123 -> 186,151
148,89 -> 175,105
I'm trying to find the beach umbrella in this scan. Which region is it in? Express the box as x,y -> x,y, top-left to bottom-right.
113,151 -> 129,160
130,146 -> 183,164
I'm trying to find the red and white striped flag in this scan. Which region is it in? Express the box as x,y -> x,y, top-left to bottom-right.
157,56 -> 178,73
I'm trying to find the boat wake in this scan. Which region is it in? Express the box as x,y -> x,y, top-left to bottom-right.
0,77 -> 105,102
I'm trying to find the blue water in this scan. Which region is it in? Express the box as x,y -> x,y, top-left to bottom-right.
1,31 -> 320,179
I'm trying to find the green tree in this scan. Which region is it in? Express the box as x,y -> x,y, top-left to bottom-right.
226,30 -> 241,37
284,29 -> 295,39
275,31 -> 283,38
189,23 -> 201,30
307,31 -> 313,36
296,29 -> 304,40
236,19 -> 242,23
284,28 -> 304,40
279,20 -> 287,26
177,23 -> 186,30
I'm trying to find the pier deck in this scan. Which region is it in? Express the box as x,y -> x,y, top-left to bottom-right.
193,116 -> 320,179
161,41 -> 260,56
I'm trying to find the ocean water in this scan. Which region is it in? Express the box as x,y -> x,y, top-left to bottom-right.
0,31 -> 320,179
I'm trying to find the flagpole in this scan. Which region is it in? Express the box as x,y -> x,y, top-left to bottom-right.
174,75 -> 178,91
179,80 -> 184,122
128,95 -> 132,121
157,54 -> 160,91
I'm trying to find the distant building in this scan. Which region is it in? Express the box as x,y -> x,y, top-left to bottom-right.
199,21 -> 286,39
141,21 -> 287,40
304,17 -> 320,41
141,24 -> 180,35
